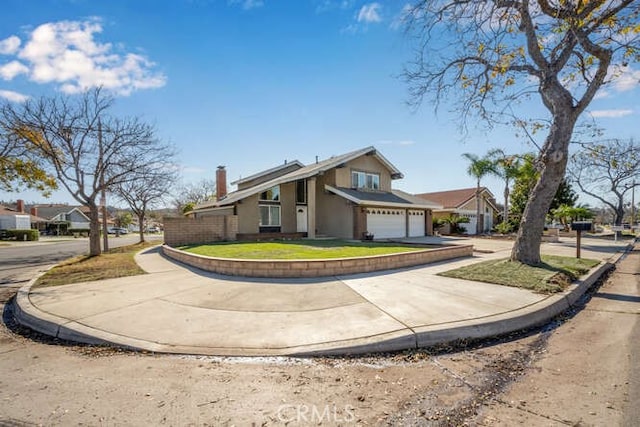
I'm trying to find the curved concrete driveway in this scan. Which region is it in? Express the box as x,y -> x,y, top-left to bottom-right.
14,237 -> 630,356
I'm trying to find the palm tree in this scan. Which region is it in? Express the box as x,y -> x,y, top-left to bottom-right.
462,153 -> 493,234
486,148 -> 521,228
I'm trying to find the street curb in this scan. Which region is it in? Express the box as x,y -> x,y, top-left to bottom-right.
411,260 -> 616,349
11,244 -> 630,357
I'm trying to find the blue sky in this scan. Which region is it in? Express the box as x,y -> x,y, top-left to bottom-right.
0,0 -> 638,207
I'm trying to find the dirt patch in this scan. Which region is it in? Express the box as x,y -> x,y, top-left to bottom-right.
545,271 -> 573,289
0,289 -> 554,426
0,265 -> 626,426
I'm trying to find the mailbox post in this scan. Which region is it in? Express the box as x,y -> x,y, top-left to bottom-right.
571,221 -> 593,259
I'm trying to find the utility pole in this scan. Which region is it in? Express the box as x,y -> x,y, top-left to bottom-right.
99,119 -> 109,252
632,180 -> 636,231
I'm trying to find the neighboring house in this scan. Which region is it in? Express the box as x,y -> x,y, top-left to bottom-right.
0,205 -> 32,230
415,187 -> 499,235
189,146 -> 442,240
28,204 -> 91,235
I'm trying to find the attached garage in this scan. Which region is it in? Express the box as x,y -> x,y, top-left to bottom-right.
366,208 -> 406,239
460,213 -> 477,235
408,210 -> 425,237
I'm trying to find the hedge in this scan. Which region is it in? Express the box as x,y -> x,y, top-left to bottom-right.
5,229 -> 39,241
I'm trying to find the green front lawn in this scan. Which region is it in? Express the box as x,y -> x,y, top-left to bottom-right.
438,255 -> 599,294
179,240 -> 434,260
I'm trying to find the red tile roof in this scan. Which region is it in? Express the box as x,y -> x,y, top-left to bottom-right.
416,187 -> 493,210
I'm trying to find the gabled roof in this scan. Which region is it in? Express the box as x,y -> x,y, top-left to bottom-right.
194,146 -> 404,211
0,205 -> 29,216
391,189 -> 443,209
31,205 -> 90,222
230,160 -> 304,186
325,186 -> 443,209
0,206 -> 46,222
415,187 -> 497,211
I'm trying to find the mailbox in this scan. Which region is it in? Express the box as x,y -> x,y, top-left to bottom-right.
571,221 -> 593,231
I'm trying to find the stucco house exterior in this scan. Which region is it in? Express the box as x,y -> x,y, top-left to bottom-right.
0,205 -> 32,230
415,187 -> 499,235
27,204 -> 91,235
189,146 -> 442,240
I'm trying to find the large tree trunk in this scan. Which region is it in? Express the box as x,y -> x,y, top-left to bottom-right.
138,213 -> 145,243
475,180 -> 482,235
511,117 -> 574,265
614,202 -> 625,226
87,202 -> 102,257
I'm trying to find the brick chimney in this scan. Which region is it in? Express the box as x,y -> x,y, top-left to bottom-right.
216,166 -> 227,200
16,199 -> 25,213
30,207 -> 38,217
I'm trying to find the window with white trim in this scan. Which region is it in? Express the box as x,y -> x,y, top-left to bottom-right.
260,186 -> 280,201
259,205 -> 281,226
295,180 -> 307,204
351,171 -> 380,190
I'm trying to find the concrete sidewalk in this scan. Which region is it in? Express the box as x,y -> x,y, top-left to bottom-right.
14,237 -> 631,356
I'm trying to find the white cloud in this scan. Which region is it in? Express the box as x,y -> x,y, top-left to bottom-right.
612,67 -> 640,92
593,89 -> 610,100
342,2 -> 383,34
315,0 -> 354,13
390,4 -> 412,30
0,60 -> 29,80
357,3 -> 382,23
0,89 -> 28,102
0,19 -> 165,96
228,0 -> 264,10
590,109 -> 633,118
0,35 -> 21,55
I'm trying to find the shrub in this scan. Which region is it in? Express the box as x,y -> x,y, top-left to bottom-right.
68,228 -> 90,237
494,221 -> 514,235
443,215 -> 470,234
6,229 -> 39,241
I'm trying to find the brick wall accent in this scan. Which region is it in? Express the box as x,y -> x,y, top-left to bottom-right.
164,216 -> 238,246
162,244 -> 473,278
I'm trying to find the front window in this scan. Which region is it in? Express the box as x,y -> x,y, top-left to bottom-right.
260,185 -> 280,201
259,205 -> 281,226
296,180 -> 307,204
351,171 -> 380,190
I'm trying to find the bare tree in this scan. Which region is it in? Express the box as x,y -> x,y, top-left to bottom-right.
404,1 -> 639,264
0,88 -> 168,256
113,158 -> 178,243
568,138 -> 640,226
172,178 -> 216,214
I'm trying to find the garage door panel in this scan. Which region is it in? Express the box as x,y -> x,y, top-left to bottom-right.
366,209 -> 406,239
408,210 -> 425,237
460,214 -> 476,235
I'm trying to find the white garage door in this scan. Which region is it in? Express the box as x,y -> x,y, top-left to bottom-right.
366,208 -> 406,239
460,214 -> 477,235
408,210 -> 425,237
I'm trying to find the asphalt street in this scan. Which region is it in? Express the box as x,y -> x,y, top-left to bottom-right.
0,235 -> 163,287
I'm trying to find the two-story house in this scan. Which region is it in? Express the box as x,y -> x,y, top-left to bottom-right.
189,146 -> 442,240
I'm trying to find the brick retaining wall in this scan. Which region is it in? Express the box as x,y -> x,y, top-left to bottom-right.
162,244 -> 473,278
164,216 -> 238,246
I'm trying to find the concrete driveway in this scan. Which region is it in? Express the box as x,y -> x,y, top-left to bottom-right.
14,236 -> 630,356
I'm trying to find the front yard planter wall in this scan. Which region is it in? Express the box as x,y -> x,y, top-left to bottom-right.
162,244 -> 473,278
164,216 -> 238,246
